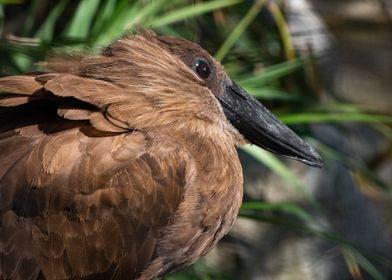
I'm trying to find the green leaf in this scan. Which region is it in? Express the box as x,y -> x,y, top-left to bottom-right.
310,102 -> 366,113
310,139 -> 392,196
241,86 -> 303,101
215,0 -> 267,61
21,0 -> 40,35
93,0 -> 169,44
0,0 -> 22,3
89,0 -> 117,37
237,57 -> 307,86
241,201 -> 315,223
342,247 -> 387,280
277,112 -> 392,125
91,1 -> 139,47
241,212 -> 389,280
0,4 -> 3,35
148,0 -> 241,28
1,53 -> 23,74
123,0 -> 168,29
267,1 -> 295,60
91,0 -> 175,47
241,144 -> 320,208
35,0 -> 69,41
13,53 -> 32,71
62,0 -> 101,39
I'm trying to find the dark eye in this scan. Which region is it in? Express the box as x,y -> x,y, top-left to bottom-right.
192,58 -> 211,79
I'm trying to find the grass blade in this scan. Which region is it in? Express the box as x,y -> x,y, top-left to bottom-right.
310,139 -> 392,196
215,0 -> 268,61
35,0 -> 69,41
277,112 -> 392,125
241,86 -> 303,100
148,0 -> 241,28
241,201 -> 315,223
91,1 -> 139,47
237,57 -> 307,86
21,0 -> 40,35
0,4 -> 3,36
343,247 -> 387,280
267,2 -> 295,60
89,0 -> 169,47
89,0 -> 117,37
241,212 -> 388,280
241,144 -> 320,208
0,0 -> 22,3
62,0 -> 101,39
123,0 -> 168,29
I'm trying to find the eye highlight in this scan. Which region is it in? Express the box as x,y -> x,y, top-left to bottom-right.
192,58 -> 211,80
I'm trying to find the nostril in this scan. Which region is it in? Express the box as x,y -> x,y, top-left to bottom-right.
226,83 -> 248,100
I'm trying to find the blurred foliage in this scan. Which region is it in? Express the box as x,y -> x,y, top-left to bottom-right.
0,0 -> 391,279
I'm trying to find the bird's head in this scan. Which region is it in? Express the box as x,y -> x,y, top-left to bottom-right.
46,30 -> 322,167
155,33 -> 322,167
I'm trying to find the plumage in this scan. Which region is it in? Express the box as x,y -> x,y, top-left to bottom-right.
0,30 -> 321,279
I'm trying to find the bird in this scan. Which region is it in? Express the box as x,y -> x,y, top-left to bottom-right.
0,29 -> 322,280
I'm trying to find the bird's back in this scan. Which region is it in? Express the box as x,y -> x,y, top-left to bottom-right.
0,70 -> 242,280
0,82 -> 192,279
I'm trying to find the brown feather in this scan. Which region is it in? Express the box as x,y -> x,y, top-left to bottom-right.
0,96 -> 30,107
0,30 -> 244,280
57,107 -> 93,121
0,75 -> 42,94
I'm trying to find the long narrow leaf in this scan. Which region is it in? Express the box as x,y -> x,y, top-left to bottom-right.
310,139 -> 392,196
0,0 -> 22,3
342,247 -> 363,280
92,0 -> 175,46
123,0 -> 168,30
21,0 -> 40,35
0,4 -> 3,36
241,86 -> 303,100
267,2 -> 295,60
237,57 -> 307,86
62,0 -> 101,39
241,144 -> 320,208
89,0 -> 117,37
149,0 -> 241,28
241,201 -> 315,223
215,0 -> 268,61
241,213 -> 388,280
35,0 -> 69,41
349,247 -> 387,280
277,113 -> 392,125
91,0 -> 139,46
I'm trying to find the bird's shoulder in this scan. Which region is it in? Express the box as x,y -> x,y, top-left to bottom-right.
0,73 -> 192,279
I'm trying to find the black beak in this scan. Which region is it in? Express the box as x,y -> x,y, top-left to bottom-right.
219,82 -> 323,167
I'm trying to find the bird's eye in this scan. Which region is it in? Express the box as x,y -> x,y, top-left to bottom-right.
192,58 -> 211,80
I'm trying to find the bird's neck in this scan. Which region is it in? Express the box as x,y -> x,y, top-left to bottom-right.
188,131 -> 244,230
142,129 -> 244,278
175,129 -> 243,190
171,130 -> 243,254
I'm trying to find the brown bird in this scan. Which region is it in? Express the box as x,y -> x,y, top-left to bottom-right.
0,30 -> 322,280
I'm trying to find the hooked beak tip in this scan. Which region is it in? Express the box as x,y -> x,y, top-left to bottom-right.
294,144 -> 323,168
219,82 -> 323,168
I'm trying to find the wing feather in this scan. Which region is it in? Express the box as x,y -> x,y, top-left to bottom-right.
0,75 -> 42,95
0,73 -> 189,279
0,73 -> 136,134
